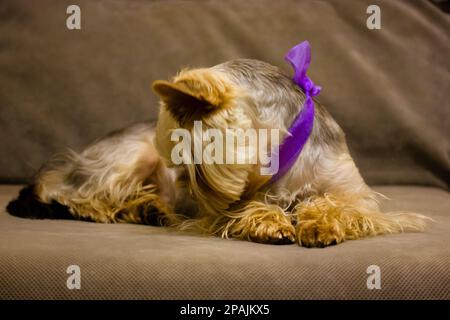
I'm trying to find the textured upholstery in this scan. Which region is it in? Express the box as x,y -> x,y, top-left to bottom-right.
1,185 -> 449,299
0,0 -> 449,300
0,0 -> 449,187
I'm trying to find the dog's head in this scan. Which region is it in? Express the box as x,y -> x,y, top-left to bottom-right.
152,59 -> 306,215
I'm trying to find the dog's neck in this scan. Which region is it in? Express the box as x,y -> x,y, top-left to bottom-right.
269,41 -> 321,184
269,95 -> 315,183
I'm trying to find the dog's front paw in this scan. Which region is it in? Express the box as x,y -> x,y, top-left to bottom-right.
296,219 -> 345,248
250,221 -> 296,245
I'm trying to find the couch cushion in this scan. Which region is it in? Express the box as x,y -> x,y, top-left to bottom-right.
0,184 -> 449,299
0,0 -> 449,188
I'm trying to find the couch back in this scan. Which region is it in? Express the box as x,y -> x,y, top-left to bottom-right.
0,0 -> 449,188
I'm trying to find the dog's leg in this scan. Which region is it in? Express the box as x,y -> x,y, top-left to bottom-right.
9,123 -> 176,225
293,152 -> 428,247
294,194 -> 428,247
217,201 -> 296,244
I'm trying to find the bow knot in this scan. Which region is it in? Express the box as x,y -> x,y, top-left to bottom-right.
269,40 -> 321,184
285,41 -> 321,98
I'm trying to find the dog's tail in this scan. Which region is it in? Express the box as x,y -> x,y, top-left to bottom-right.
6,185 -> 75,220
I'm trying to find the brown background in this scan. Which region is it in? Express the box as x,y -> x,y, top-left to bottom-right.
0,0 -> 449,188
0,1 -> 449,300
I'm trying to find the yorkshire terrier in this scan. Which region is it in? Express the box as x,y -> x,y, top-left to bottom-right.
7,41 -> 427,247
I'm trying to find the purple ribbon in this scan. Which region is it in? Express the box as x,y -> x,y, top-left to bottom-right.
269,41 -> 321,183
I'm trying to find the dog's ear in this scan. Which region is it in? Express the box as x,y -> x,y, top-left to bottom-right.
152,80 -> 213,123
152,69 -> 237,123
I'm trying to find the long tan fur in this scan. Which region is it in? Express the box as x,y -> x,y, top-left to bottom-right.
30,59 -> 429,247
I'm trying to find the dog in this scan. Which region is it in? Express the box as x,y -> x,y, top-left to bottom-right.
7,42 -> 428,247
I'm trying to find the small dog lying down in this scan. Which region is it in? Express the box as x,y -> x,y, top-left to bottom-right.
7,42 -> 427,247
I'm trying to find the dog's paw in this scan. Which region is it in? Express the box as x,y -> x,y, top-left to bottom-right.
250,221 -> 296,245
296,220 -> 345,248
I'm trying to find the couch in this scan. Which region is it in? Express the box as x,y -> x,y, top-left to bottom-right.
0,0 -> 449,299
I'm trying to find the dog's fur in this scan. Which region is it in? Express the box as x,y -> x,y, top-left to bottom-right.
7,59 -> 428,247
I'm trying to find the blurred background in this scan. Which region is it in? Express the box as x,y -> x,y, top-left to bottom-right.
0,0 -> 449,188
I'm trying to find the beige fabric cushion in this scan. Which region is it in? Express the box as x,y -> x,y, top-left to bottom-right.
0,0 -> 449,188
1,185 -> 449,299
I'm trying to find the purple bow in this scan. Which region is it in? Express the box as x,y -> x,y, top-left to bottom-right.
285,41 -> 321,97
269,41 -> 321,183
